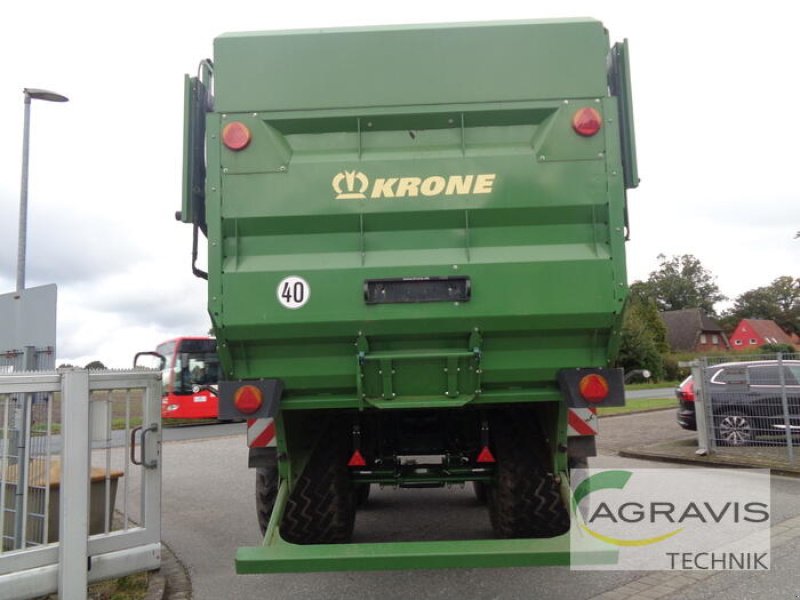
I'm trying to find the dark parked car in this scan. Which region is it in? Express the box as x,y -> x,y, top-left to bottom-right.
675,360 -> 800,446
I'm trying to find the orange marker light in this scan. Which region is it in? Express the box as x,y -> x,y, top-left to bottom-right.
222,121 -> 252,151
579,374 -> 609,403
572,107 -> 602,137
234,385 -> 263,414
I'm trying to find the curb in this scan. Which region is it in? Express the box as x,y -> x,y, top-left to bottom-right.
618,446 -> 800,477
145,541 -> 192,600
144,573 -> 166,600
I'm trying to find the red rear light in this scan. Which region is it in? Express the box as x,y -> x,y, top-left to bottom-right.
222,121 -> 252,151
477,446 -> 496,464
681,380 -> 695,402
347,449 -> 366,467
572,107 -> 602,137
579,374 -> 609,403
234,385 -> 263,414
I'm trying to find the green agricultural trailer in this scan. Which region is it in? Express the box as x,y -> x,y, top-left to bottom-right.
179,18 -> 638,572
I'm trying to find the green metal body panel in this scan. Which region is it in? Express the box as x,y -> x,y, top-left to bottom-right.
206,20 -> 630,403
187,18 -> 638,572
213,19 -> 609,113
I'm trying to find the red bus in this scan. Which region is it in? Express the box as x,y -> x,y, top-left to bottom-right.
136,336 -> 220,419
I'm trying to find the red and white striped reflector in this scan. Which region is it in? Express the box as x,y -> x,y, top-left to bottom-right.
567,407 -> 599,437
247,418 -> 276,448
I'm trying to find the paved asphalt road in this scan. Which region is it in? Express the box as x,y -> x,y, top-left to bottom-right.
155,409 -> 800,600
623,387 -> 675,400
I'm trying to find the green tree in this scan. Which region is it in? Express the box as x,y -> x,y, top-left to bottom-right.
616,292 -> 667,380
628,283 -> 670,353
84,360 -> 107,370
722,276 -> 799,335
634,254 -> 726,315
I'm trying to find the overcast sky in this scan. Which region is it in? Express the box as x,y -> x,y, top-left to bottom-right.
1,1 -> 797,368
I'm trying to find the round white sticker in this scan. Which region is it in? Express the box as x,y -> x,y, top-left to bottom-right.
277,276 -> 310,309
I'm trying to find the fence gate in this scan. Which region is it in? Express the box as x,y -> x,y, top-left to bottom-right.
0,368 -> 162,599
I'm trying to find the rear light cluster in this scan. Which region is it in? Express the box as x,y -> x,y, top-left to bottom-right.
578,373 -> 609,403
678,380 -> 696,402
233,384 -> 263,414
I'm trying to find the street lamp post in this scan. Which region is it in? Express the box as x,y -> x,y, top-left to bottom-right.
12,88 -> 68,551
16,87 -> 68,292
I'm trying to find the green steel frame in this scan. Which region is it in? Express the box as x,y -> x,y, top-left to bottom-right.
237,477 -> 617,572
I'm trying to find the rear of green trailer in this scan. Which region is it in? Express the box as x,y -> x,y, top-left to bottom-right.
181,18 -> 638,572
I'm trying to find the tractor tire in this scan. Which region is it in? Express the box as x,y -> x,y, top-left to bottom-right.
256,449 -> 279,537
280,424 -> 355,544
487,412 -> 571,538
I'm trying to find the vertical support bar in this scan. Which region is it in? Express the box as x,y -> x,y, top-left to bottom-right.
42,390 -> 53,544
58,368 -> 90,600
446,357 -> 459,398
140,374 -> 162,546
13,346 -> 35,549
460,113 -> 466,156
234,218 -> 240,269
16,96 -> 32,292
463,210 -> 471,263
777,353 -> 794,462
359,213 -> 366,267
380,360 -> 393,400
0,396 -> 9,548
357,117 -> 362,159
104,393 -> 113,533
123,389 -> 131,530
355,356 -> 365,411
693,360 -> 711,454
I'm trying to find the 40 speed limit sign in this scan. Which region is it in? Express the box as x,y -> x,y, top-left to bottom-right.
277,276 -> 310,309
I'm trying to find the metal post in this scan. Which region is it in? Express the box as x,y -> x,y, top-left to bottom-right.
692,359 -> 711,455
16,88 -> 69,292
777,353 -> 794,462
13,346 -> 35,549
16,96 -> 32,292
58,368 -> 90,599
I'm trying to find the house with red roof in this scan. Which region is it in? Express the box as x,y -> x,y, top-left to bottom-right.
728,319 -> 794,350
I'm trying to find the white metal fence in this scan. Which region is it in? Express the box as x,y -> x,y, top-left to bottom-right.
693,353 -> 799,462
0,368 -> 161,599
0,345 -> 55,374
